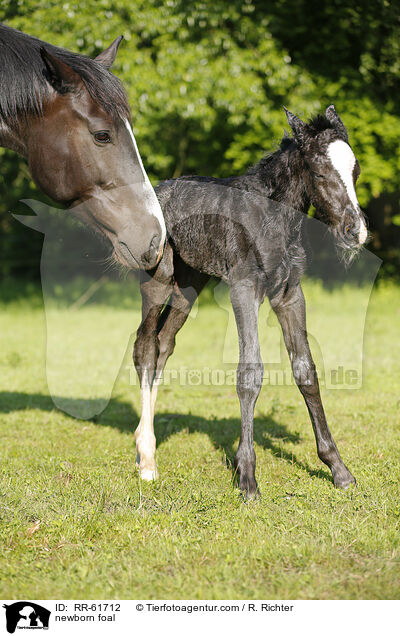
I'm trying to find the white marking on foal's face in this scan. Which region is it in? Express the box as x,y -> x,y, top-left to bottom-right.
124,119 -> 166,244
327,139 -> 367,244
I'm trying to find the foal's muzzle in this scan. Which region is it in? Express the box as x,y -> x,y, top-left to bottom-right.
342,206 -> 368,247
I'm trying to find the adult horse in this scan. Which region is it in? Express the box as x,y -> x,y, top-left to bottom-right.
0,23 -> 165,268
133,105 -> 368,498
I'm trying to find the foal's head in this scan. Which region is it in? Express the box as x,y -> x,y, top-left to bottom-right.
284,105 -> 368,255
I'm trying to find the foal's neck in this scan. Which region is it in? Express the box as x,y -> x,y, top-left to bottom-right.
253,140 -> 310,215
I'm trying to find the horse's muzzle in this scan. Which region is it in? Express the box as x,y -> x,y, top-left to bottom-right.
116,230 -> 164,270
342,206 -> 368,247
140,232 -> 164,268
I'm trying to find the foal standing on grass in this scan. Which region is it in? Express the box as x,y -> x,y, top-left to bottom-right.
133,106 -> 368,498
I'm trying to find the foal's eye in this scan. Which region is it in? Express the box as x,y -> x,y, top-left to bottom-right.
93,131 -> 111,144
313,172 -> 326,180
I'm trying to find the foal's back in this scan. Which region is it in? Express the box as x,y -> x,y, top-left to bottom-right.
156,177 -> 304,287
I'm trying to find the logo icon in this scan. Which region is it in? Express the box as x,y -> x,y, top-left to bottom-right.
3,602 -> 51,633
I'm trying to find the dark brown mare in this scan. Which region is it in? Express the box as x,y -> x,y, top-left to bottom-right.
0,23 -> 165,268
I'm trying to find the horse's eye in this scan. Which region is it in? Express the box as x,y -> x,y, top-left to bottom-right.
94,131 -> 111,144
313,172 -> 326,180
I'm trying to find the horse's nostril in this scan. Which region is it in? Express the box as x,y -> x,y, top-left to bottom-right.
141,233 -> 161,267
344,209 -> 361,241
150,233 -> 160,250
344,224 -> 359,240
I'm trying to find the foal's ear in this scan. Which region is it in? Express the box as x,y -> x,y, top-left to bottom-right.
94,36 -> 123,69
41,48 -> 83,93
325,104 -> 349,142
283,107 -> 307,143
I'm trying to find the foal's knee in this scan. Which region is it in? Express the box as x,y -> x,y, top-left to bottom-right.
236,363 -> 263,402
292,355 -> 316,388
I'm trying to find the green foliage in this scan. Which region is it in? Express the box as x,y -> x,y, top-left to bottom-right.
0,1 -> 400,276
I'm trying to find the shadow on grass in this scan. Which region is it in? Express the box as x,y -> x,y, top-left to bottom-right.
153,411 -> 332,484
0,391 -> 332,484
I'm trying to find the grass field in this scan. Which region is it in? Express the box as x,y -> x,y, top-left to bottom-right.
0,277 -> 399,600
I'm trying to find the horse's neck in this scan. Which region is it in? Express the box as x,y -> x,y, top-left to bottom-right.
257,146 -> 310,215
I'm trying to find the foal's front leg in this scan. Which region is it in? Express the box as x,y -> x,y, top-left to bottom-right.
230,281 -> 264,498
133,305 -> 164,481
271,283 -> 355,488
133,252 -> 174,480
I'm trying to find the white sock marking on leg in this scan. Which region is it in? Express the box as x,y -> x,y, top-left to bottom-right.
136,370 -> 158,480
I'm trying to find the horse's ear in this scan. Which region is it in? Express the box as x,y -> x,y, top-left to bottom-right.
325,104 -> 349,142
283,106 -> 307,143
94,36 -> 123,69
40,47 -> 83,93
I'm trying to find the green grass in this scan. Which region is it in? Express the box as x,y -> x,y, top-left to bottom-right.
0,278 -> 399,599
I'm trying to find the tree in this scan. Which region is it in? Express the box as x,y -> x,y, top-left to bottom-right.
0,0 -> 399,278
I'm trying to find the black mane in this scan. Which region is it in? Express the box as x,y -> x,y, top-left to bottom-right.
305,113 -> 344,138
244,113 -> 345,207
0,23 -> 130,125
249,113 -> 341,172
243,134 -> 306,209
163,112 -> 348,216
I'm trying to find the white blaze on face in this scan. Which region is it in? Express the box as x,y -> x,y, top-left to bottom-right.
124,119 -> 166,245
327,139 -> 368,244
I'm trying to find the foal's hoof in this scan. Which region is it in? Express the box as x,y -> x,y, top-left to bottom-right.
139,466 -> 159,481
135,451 -> 159,481
238,476 -> 260,501
242,488 -> 261,502
333,467 -> 356,490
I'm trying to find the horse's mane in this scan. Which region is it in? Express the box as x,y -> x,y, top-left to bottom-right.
304,114 -> 345,138
0,23 -> 131,125
244,133 -> 299,200
245,114 -> 345,197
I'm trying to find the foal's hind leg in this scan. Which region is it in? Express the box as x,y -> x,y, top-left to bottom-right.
230,281 -> 264,499
271,283 -> 355,489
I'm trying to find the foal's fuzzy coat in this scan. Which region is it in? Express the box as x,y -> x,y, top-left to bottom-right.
133,106 -> 367,497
